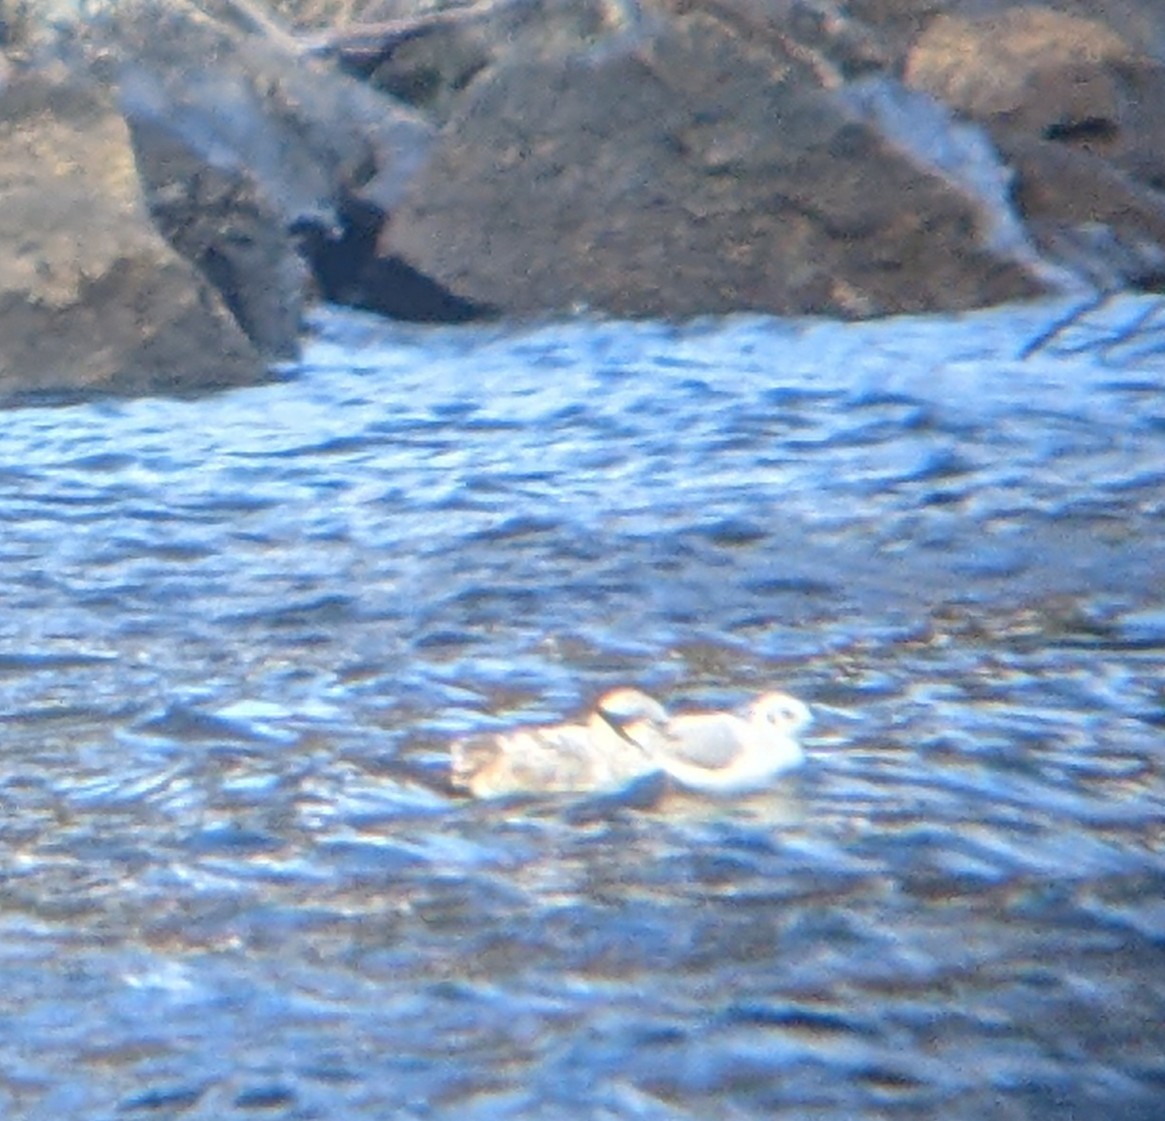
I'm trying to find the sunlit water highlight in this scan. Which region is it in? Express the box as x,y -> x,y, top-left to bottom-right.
0,297 -> 1162,1119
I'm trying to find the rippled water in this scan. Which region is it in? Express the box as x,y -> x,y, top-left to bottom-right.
1,297 -> 1163,1119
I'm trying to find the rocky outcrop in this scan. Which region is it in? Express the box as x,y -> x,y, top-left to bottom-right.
905,8 -> 1136,135
6,0 -> 1165,401
905,5 -> 1165,289
104,1 -> 474,327
0,0 -> 479,402
384,8 -> 1046,319
0,68 -> 263,402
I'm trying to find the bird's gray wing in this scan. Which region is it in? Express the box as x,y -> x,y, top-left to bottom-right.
663,717 -> 744,770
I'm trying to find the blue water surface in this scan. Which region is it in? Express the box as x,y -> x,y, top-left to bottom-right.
0,296 -> 1162,1119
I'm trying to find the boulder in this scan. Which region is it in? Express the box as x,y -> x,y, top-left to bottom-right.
906,8 -> 1139,144
0,68 -> 264,402
344,0 -> 625,125
98,0 -> 462,331
906,5 -> 1165,289
384,8 -> 1047,319
9,0 -> 1165,383
1002,135 -> 1165,290
913,6 -> 1165,189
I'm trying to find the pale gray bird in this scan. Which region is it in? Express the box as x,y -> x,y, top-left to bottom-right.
653,691 -> 812,793
450,687 -> 668,798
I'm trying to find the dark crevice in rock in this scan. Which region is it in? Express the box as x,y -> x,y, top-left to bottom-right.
1044,117 -> 1119,145
355,255 -> 495,322
293,196 -> 492,323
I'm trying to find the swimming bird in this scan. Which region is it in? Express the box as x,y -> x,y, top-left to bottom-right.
591,685 -> 670,747
652,691 -> 812,793
450,687 -> 669,798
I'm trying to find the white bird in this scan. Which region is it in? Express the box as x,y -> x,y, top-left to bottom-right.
650,691 -> 812,793
450,687 -> 668,798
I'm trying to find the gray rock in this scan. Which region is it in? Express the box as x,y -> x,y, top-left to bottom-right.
385,7 -> 1047,319
10,0 -> 1165,381
906,4 -> 1165,291
839,75 -> 1083,295
0,68 -> 264,402
99,0 -> 440,342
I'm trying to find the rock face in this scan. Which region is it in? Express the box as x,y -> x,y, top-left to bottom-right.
905,8 -> 1134,134
0,69 -> 263,402
6,0 -> 1165,401
905,5 -> 1165,289
385,8 -> 1046,319
106,0 -> 463,330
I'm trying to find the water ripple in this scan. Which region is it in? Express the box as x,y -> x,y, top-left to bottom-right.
0,298 -> 1162,1118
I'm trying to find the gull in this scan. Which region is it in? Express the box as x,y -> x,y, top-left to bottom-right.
650,691 -> 812,794
450,687 -> 669,798
450,688 -> 812,799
